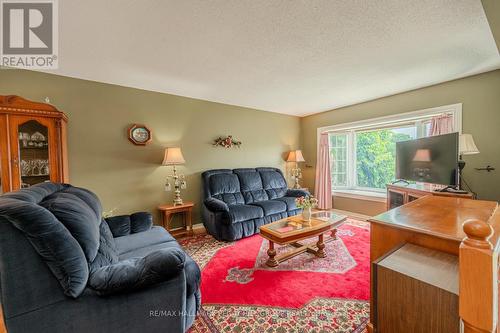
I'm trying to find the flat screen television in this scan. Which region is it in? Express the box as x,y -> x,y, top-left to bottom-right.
395,132 -> 459,186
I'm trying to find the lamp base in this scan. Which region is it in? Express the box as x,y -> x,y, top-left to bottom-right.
291,166 -> 302,189
458,158 -> 466,190
458,159 -> 465,172
173,189 -> 183,206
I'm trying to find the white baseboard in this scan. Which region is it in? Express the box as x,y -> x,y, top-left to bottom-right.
192,223 -> 206,234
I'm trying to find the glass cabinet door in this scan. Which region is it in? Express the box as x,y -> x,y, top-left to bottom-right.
9,116 -> 57,190
388,190 -> 406,209
15,119 -> 52,188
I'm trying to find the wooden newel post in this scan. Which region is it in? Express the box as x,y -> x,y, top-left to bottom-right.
460,219 -> 497,333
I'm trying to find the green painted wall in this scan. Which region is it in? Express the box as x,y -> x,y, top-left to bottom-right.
301,69 -> 500,205
0,69 -> 301,225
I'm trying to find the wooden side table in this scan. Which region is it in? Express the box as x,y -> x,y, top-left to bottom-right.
158,202 -> 194,238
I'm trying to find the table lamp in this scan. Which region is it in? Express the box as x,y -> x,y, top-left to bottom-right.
458,134 -> 479,189
162,147 -> 186,205
286,150 -> 305,189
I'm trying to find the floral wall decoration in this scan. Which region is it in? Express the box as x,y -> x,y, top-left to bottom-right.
213,135 -> 242,148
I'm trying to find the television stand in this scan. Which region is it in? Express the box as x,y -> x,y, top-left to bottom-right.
386,183 -> 473,210
437,186 -> 469,195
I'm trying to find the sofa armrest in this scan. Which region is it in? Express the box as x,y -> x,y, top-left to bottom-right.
204,198 -> 229,212
88,248 -> 186,296
286,189 -> 310,198
105,212 -> 153,237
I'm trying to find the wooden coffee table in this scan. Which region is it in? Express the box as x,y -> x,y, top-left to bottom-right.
259,211 -> 347,267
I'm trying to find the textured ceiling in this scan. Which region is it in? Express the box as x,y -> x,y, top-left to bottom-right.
45,0 -> 500,116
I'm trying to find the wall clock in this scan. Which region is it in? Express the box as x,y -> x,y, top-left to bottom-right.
128,124 -> 152,145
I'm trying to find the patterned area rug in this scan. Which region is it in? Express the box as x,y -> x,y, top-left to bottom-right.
254,228 -> 357,274
181,218 -> 370,333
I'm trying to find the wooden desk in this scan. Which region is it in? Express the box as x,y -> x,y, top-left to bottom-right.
158,202 -> 194,238
375,244 -> 460,333
367,196 -> 498,333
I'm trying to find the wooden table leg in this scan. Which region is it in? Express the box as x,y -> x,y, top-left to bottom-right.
331,228 -> 338,240
266,241 -> 279,267
186,209 -> 193,236
316,234 -> 326,258
161,212 -> 166,228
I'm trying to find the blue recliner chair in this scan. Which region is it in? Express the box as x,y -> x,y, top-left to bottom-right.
0,182 -> 200,333
202,167 -> 309,241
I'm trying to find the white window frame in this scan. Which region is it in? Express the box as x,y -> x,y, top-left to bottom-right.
329,132 -> 349,188
318,103 -> 462,200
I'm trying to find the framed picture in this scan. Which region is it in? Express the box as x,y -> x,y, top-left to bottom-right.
128,124 -> 152,145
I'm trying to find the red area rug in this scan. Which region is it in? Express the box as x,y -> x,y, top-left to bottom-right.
181,218 -> 370,333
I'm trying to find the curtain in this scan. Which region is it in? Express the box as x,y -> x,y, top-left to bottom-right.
429,114 -> 454,136
314,133 -> 332,210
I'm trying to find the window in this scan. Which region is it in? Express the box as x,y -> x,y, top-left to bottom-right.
329,133 -> 347,187
355,125 -> 417,190
321,104 -> 462,195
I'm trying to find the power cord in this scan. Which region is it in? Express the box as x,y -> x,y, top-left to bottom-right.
461,176 -> 477,199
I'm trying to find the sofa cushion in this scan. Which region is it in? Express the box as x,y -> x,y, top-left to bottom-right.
0,197 -> 88,298
106,212 -> 154,237
130,212 -> 153,233
234,169 -> 269,204
119,241 -> 179,260
209,173 -> 244,205
115,227 -> 176,255
1,182 -> 65,204
258,169 -> 288,199
226,204 -> 264,223
88,248 -> 186,296
274,196 -> 298,211
286,189 -> 310,198
62,186 -> 103,219
40,192 -> 101,262
106,215 -> 131,237
249,200 -> 287,216
90,220 -> 119,271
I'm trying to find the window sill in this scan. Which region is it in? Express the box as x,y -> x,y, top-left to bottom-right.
332,189 -> 387,203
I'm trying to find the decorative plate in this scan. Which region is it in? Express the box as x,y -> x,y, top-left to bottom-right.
128,124 -> 152,145
31,131 -> 46,142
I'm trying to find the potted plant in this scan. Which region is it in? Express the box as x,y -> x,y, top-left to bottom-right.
295,195 -> 318,223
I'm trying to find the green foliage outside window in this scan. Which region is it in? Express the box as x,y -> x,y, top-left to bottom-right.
356,130 -> 412,189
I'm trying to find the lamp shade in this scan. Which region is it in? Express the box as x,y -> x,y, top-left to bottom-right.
459,134 -> 479,155
162,147 -> 185,165
412,149 -> 431,162
286,150 -> 305,163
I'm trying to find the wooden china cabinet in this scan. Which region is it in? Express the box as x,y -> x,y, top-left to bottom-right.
0,95 -> 68,194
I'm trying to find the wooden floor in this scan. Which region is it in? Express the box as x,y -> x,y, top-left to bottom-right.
0,208 -> 370,332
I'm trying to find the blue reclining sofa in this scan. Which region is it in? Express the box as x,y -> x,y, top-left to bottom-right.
0,182 -> 200,333
202,167 -> 309,241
